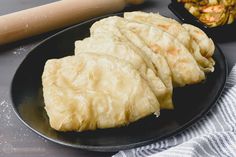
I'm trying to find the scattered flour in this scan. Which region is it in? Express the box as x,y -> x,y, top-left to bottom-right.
0,92 -> 48,155
12,47 -> 26,55
0,100 -> 13,127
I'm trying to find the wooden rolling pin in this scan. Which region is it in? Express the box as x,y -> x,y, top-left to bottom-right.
0,0 -> 144,45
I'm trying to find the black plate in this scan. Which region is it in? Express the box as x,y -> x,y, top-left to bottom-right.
168,0 -> 236,42
11,14 -> 227,152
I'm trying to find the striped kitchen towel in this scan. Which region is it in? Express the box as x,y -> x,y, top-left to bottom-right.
114,65 -> 236,157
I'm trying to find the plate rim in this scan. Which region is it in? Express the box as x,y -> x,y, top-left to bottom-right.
10,13 -> 228,152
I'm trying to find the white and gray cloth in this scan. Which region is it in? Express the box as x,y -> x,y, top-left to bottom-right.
114,65 -> 236,157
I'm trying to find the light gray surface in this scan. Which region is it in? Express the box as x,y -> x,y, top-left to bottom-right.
0,1 -> 235,157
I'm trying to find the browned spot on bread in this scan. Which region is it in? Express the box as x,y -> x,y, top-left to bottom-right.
167,46 -> 179,56
194,29 -> 203,35
157,24 -> 169,31
149,44 -> 162,54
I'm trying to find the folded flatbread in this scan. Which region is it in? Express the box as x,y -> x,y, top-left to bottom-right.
183,24 -> 215,72
42,53 -> 160,131
42,12 -> 216,133
90,16 -> 174,109
124,11 -> 215,72
122,21 -> 205,87
182,24 -> 215,58
124,11 -> 191,50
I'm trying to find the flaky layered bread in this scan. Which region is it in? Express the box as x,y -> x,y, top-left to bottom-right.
124,11 -> 191,50
90,16 -> 157,74
183,24 -> 215,72
75,37 -> 171,109
124,11 -> 215,72
42,11 -> 216,132
91,16 -> 205,87
122,21 -> 206,87
42,53 -> 159,132
182,24 -> 215,58
117,28 -> 173,109
89,16 -> 174,109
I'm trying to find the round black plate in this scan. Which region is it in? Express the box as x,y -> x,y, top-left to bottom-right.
11,14 -> 228,152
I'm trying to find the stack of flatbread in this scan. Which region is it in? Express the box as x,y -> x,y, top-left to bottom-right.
42,12 -> 215,132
